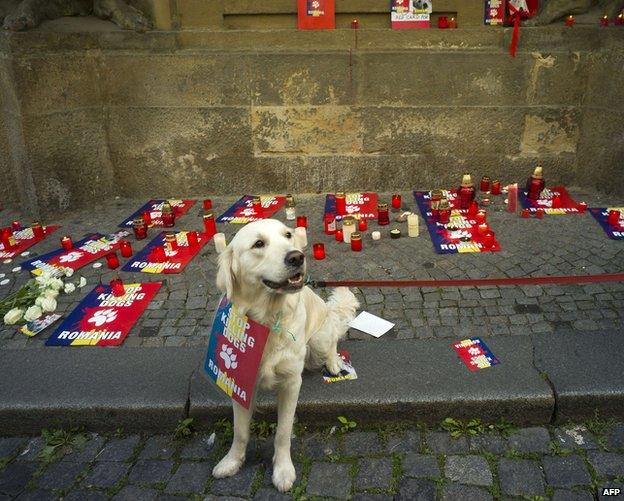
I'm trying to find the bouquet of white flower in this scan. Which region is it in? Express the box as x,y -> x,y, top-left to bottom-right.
1,268 -> 87,326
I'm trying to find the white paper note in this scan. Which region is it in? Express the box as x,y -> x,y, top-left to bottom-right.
348,311 -> 395,338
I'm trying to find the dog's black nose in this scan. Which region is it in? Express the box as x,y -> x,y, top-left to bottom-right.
285,250 -> 305,268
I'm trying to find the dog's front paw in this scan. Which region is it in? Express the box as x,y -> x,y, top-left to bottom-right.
325,354 -> 344,376
272,459 -> 296,492
212,453 -> 244,478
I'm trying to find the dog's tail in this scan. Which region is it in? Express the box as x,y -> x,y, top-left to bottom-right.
326,287 -> 359,340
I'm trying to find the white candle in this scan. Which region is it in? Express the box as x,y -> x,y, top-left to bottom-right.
214,233 -> 227,254
371,231 -> 381,240
407,214 -> 419,237
294,227 -> 308,249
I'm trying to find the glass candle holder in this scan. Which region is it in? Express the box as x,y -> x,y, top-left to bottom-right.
203,213 -> 217,237
565,15 -> 575,26
342,217 -> 356,243
439,209 -> 451,225
133,217 -> 147,240
507,183 -> 518,213
483,232 -> 495,248
491,180 -> 501,195
106,252 -> 120,269
475,210 -> 487,224
11,221 -> 21,231
165,233 -> 178,252
187,231 -> 199,247
161,202 -> 175,227
252,197 -> 263,215
110,278 -> 125,297
31,222 -> 45,239
119,240 -> 133,258
377,203 -> 390,225
350,233 -> 362,251
600,15 -> 609,26
477,223 -> 489,236
335,192 -> 346,215
578,202 -> 587,213
313,243 -> 326,260
142,210 -> 152,227
551,194 -> 562,209
203,199 -> 212,210
608,210 -> 621,226
480,176 -> 491,192
335,229 -> 344,242
358,218 -> 367,231
467,201 -> 479,218
151,246 -> 166,262
521,208 -> 530,218
285,202 -> 296,221
437,15 -> 449,28
296,216 -> 308,228
60,236 -> 73,251
324,214 -> 336,235
391,194 -> 402,210
448,16 -> 457,28
535,209 -> 545,219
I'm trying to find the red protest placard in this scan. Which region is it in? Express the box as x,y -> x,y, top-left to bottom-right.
0,225 -> 60,260
297,0 -> 335,29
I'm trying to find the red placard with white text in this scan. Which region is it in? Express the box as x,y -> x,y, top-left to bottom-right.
324,192 -> 379,220
297,0 -> 335,29
518,186 -> 584,214
217,195 -> 286,224
118,199 -> 196,228
0,225 -> 60,259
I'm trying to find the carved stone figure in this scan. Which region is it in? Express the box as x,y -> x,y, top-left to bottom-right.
527,0 -> 624,25
1,0 -> 151,31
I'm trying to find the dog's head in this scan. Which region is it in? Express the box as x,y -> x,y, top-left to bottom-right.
216,219 -> 306,300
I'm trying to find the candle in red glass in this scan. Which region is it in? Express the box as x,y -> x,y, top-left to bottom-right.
391,194 -> 402,210
358,218 -> 367,231
467,201 -> 479,218
458,174 -> 476,210
203,199 -> 212,210
313,243 -> 326,260
151,246 -> 166,262
483,231 -> 495,248
377,203 -> 390,225
110,278 -> 125,297
142,210 -> 152,227
252,197 -> 263,215
491,180 -> 501,195
521,208 -> 531,218
578,202 -> 588,213
60,236 -> 73,251
335,192 -> 346,215
477,223 -> 489,236
1,229 -> 13,249
551,194 -> 562,209
187,231 -> 199,247
475,210 -> 487,224
119,240 -> 133,258
296,216 -> 308,228
133,218 -> 147,240
161,202 -> 175,227
616,13 -> 624,25
351,18 -> 359,29
324,214 -> 336,235
600,15 -> 609,26
439,208 -> 451,225
608,210 -> 621,226
565,14 -> 575,26
480,176 -> 491,192
438,15 -> 449,29
106,252 -> 120,270
350,233 -> 362,252
31,222 -> 45,239
11,221 -> 21,231
535,209 -> 545,219
165,233 -> 178,253
203,213 -> 217,237
335,229 -> 343,242
448,17 -> 457,28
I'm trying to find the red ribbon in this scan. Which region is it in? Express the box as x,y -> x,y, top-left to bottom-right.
508,2 -> 522,57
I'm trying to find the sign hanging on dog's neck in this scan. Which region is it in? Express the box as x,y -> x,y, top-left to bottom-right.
204,297 -> 271,409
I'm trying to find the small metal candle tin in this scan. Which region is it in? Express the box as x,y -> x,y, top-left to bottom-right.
377,203 -> 390,226
390,228 -> 401,239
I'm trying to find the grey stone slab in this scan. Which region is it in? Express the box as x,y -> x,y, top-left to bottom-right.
190,337 -> 554,425
61,435 -> 106,463
179,435 -> 214,459
588,451 -> 624,479
210,465 -> 258,497
533,329 -> 624,422
426,432 -> 469,454
395,478 -> 436,501
138,436 -> 176,460
252,488 -> 291,501
498,458 -> 545,497
386,431 -> 421,454
442,482 -> 493,501
507,427 -> 551,453
165,462 -> 212,494
607,424 -> 624,449
552,489 -> 595,501
84,462 -> 130,489
0,348 -> 203,433
14,490 -> 57,501
0,462 -> 36,497
38,461 -> 87,490
543,455 -> 592,488
306,462 -> 351,499
343,431 -> 381,456
469,433 -> 507,454
14,438 -> 44,462
64,490 -> 108,501
444,455 -> 492,486
128,460 -> 174,485
402,453 -> 440,478
0,438 -> 25,458
96,436 -> 140,462
355,457 -> 393,490
113,485 -> 159,501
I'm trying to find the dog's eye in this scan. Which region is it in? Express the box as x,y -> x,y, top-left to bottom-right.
285,232 -> 292,239
252,240 -> 265,249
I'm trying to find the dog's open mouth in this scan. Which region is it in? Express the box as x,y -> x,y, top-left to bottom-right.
262,272 -> 304,292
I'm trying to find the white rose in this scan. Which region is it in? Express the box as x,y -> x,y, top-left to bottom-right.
3,308 -> 24,325
24,305 -> 43,322
49,278 -> 64,291
43,289 -> 59,299
64,282 -> 76,294
64,267 -> 74,277
40,296 -> 57,313
78,277 -> 87,288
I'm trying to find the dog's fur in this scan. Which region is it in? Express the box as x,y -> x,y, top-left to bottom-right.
212,219 -> 359,492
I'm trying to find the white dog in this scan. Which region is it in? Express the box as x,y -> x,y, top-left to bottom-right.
211,219 -> 359,492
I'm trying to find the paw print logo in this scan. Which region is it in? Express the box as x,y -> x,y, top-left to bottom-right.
59,251 -> 83,263
219,344 -> 238,370
87,308 -> 118,327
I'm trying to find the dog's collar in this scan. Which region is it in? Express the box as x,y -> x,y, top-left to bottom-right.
271,313 -> 296,342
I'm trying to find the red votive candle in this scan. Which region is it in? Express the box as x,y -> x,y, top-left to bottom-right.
467,201 -> 479,218
521,208 -> 531,218
480,176 -> 491,192
142,210 -> 152,227
203,213 -> 217,237
475,210 -> 487,224
31,222 -> 45,239
600,15 -> 609,27
377,203 -> 390,225
483,231 -> 495,248
438,15 -> 449,29
165,233 -> 178,252
252,197 -> 263,215
151,246 -> 166,262
578,202 -> 587,213
448,16 -> 457,28
565,15 -> 575,26
324,214 -> 336,235
106,252 -> 120,270
350,233 -> 362,252
536,209 -> 545,219
296,216 -> 308,228
203,199 -> 212,210
119,240 -> 133,258
133,218 -> 147,240
439,209 -> 451,225
351,19 -> 359,29
335,229 -> 344,242
551,194 -> 562,209
187,231 -> 199,247
358,219 -> 367,231
60,236 -> 73,251
313,243 -> 326,260
110,278 -> 125,297
608,210 -> 621,226
616,13 -> 624,25
335,192 -> 346,215
391,194 -> 402,210
1,229 -> 13,249
491,180 -> 501,195
477,223 -> 489,236
11,221 -> 21,232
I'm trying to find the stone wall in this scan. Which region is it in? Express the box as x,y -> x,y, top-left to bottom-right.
0,26 -> 623,215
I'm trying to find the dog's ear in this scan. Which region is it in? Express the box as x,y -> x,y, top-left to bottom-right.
216,245 -> 238,300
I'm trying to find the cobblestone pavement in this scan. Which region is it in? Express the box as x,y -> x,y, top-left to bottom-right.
1,188 -> 624,349
1,419 -> 623,500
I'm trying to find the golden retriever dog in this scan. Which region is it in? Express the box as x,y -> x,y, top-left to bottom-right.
212,218 -> 359,492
